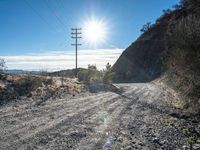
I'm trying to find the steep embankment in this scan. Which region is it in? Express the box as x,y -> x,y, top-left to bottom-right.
113,1 -> 200,113
113,10 -> 182,83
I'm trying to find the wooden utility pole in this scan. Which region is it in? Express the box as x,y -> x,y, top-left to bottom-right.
71,28 -> 82,76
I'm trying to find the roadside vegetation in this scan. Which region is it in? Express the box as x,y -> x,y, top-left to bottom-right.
0,74 -> 85,105
77,63 -> 114,84
162,0 -> 200,114
0,62 -> 115,105
165,15 -> 200,112
136,0 -> 200,115
77,63 -> 116,93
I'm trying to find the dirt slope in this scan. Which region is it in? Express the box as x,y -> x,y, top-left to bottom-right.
1,83 -> 199,149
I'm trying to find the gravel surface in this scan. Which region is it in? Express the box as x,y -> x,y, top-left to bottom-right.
0,83 -> 199,150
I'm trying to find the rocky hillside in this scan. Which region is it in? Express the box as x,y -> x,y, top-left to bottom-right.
113,10 -> 180,82
113,0 -> 200,113
113,0 -> 199,83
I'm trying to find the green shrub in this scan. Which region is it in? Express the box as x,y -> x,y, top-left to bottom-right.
103,63 -> 114,84
77,63 -> 114,84
77,68 -> 90,83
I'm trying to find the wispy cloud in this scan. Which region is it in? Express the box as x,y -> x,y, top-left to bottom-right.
0,49 -> 124,71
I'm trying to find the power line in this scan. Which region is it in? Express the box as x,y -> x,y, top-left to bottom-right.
23,0 -> 53,29
71,28 -> 82,76
56,0 -> 70,27
43,0 -> 67,33
24,0 -> 72,43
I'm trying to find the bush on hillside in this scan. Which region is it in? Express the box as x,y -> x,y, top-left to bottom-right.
140,22 -> 153,33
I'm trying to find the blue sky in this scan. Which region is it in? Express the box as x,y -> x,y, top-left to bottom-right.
0,0 -> 180,70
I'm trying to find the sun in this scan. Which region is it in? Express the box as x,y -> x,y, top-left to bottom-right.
83,19 -> 108,45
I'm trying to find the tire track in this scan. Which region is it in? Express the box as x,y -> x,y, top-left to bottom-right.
0,93 -> 115,137
1,92 -> 122,150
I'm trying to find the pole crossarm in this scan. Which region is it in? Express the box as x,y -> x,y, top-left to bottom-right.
71,36 -> 82,39
71,28 -> 82,30
71,44 -> 82,46
71,32 -> 82,34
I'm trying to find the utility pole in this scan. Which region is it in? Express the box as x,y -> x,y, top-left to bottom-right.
71,28 -> 82,77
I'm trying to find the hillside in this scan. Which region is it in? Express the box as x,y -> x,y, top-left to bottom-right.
113,0 -> 200,113
113,9 -> 182,82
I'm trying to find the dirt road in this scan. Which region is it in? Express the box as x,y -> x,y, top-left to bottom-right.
0,83 -> 194,149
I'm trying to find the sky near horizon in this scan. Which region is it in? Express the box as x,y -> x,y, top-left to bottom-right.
0,0 -> 180,71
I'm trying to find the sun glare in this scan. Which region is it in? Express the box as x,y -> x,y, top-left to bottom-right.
83,19 -> 107,45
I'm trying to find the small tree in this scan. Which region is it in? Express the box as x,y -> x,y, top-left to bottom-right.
0,58 -> 7,73
140,22 -> 152,33
88,64 -> 97,81
103,63 -> 114,84
88,64 -> 97,73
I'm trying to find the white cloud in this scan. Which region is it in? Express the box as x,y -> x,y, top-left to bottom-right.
0,49 -> 124,71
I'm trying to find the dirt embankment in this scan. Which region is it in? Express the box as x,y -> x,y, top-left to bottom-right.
0,74 -> 86,105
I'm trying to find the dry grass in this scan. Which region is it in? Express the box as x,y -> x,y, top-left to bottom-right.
153,75 -> 200,115
0,74 -> 85,105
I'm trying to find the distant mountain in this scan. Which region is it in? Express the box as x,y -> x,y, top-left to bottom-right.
50,68 -> 85,77
5,70 -> 40,74
5,68 -> 82,76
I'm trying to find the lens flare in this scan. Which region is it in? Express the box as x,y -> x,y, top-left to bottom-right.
83,18 -> 108,45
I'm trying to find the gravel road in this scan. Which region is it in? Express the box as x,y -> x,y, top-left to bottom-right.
0,83 -> 196,150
